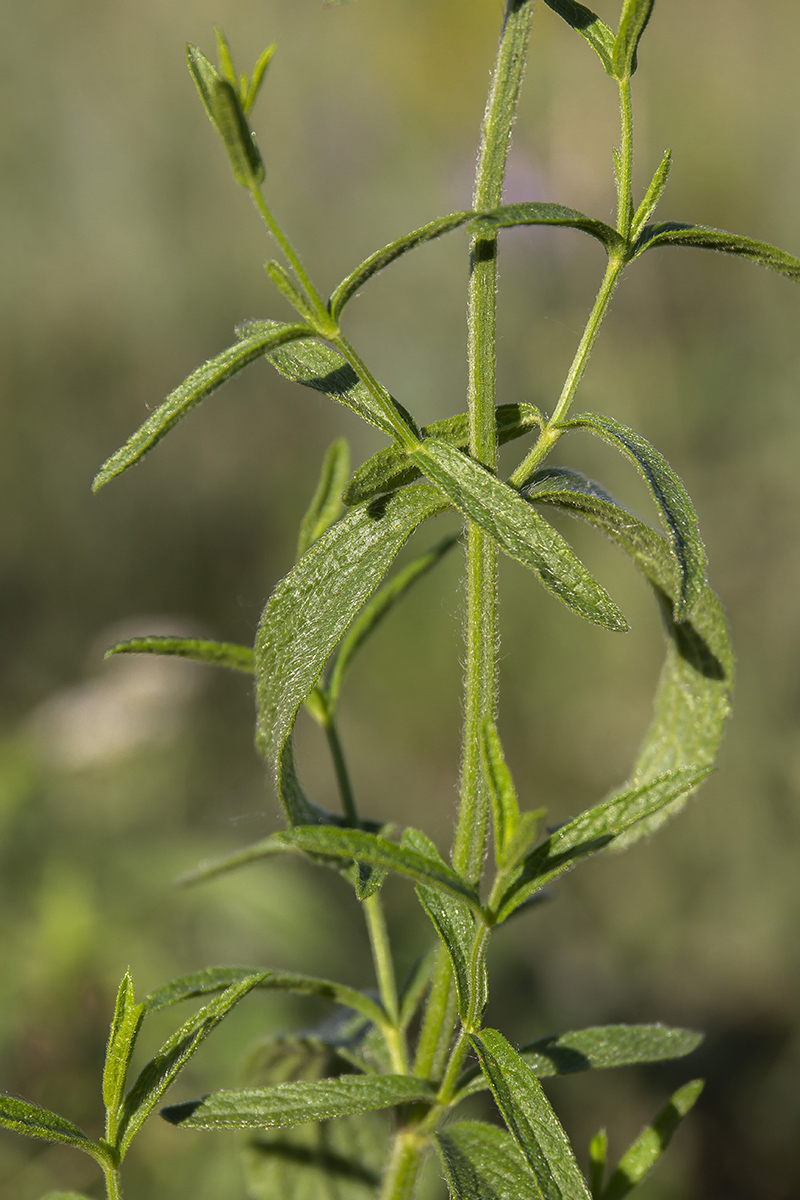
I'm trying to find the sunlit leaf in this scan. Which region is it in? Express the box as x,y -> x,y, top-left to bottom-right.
631,150 -> 672,240
472,203 -> 621,253
243,42 -> 277,115
265,261 -> 331,331
601,1080 -> 704,1200
116,976 -> 262,1156
255,485 -> 450,825
589,1129 -> 608,1198
410,439 -> 628,632
103,972 -> 144,1135
297,437 -> 350,558
161,1073 -> 433,1130
558,413 -> 705,619
613,0 -> 655,79
470,1030 -> 592,1199
435,1121 -> 540,1200
105,637 -> 254,674
0,1096 -> 101,1161
93,322 -> 309,491
186,44 -> 265,188
143,966 -> 386,1028
480,721 -> 521,865
542,1 -> 616,75
528,470 -> 734,848
330,212 -> 475,318
343,403 -> 541,507
633,223 -> 800,281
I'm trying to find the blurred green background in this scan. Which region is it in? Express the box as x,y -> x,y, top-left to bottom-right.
2,0 -> 800,1196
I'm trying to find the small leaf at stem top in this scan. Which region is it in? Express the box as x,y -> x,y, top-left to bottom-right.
613,0 -> 655,79
186,44 -> 265,188
103,972 -> 145,1133
543,1 -> 616,75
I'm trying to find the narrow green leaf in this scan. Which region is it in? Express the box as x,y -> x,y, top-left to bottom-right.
329,212 -> 475,318
326,533 -> 459,712
542,1 -> 616,75
588,1129 -> 607,1198
297,437 -> 350,558
263,335 -> 413,439
457,1024 -> 701,1099
411,439 -> 628,633
143,966 -> 386,1028
631,150 -> 672,240
243,43 -> 277,115
103,972 -> 145,1133
470,1030 -> 592,1200
265,261 -> 332,332
495,767 -> 709,921
560,412 -> 705,619
404,827 -> 487,1029
472,203 -> 621,253
105,636 -> 254,674
186,44 -> 265,188
613,0 -> 655,79
213,27 -> 237,87
633,222 -> 800,281
343,403 -> 541,507
93,322 -> 309,491
161,1073 -> 432,1130
255,485 -> 450,825
601,1080 -> 704,1200
528,471 -> 734,848
116,976 -> 261,1156
0,1096 -> 100,1161
480,721 -> 521,865
435,1121 -> 541,1200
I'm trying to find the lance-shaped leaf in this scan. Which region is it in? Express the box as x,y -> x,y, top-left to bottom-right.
543,1 -> 616,75
410,439 -> 628,633
471,203 -> 621,253
265,261 -> 333,333
633,222 -> 800,281
143,966 -> 386,1028
631,150 -> 672,241
344,403 -> 541,507
457,1025 -> 702,1099
601,1080 -> 704,1200
528,471 -> 734,849
325,533 -> 459,712
469,1030 -> 592,1200
186,44 -> 265,188
255,485 -> 450,825
494,766 -> 708,922
257,332 -> 414,439
559,413 -> 705,619
103,972 -> 145,1136
105,636 -> 254,674
115,976 -> 261,1156
93,322 -> 309,491
330,211 -> 475,318
435,1121 -> 541,1200
403,829 -> 488,1029
480,721 -> 521,866
613,0 -> 655,79
297,437 -> 350,558
242,42 -> 277,116
0,1096 -> 102,1161
161,1073 -> 433,1130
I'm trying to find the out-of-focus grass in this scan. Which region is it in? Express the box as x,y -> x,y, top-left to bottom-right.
1,2 -> 800,1197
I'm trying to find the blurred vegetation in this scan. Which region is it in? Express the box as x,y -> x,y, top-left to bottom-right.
2,1 -> 800,1197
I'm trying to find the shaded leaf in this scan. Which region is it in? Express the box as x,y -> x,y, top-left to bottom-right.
343,403 -> 541,507
105,636 -> 254,674
143,966 -> 386,1028
589,1129 -> 608,1198
543,1 -> 616,75
116,976 -> 261,1156
528,470 -> 734,847
631,150 -> 672,240
255,485 -> 450,825
470,1030 -> 592,1199
330,212 -> 475,318
480,721 -> 520,866
161,1074 -> 432,1130
495,767 -> 709,921
297,437 -> 350,558
93,322 -> 309,491
472,203 -> 621,252
634,223 -> 800,281
410,439 -> 628,632
103,972 -> 144,1131
435,1120 -> 541,1200
558,413 -> 705,619
602,1080 -> 704,1200
0,1097 -> 99,1160
186,44 -> 264,188
613,0 -> 655,79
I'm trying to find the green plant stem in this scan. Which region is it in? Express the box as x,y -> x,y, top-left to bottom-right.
363,892 -> 408,1074
321,707 -> 360,826
249,187 -> 330,324
412,952 -> 459,1082
378,1129 -> 426,1200
615,78 -> 635,239
333,333 -> 420,450
102,1161 -> 123,1200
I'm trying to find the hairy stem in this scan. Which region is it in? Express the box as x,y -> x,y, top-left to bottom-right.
379,1129 -> 426,1200
321,708 -> 360,826
102,1161 -> 123,1200
364,893 -> 408,1073
615,79 -> 635,240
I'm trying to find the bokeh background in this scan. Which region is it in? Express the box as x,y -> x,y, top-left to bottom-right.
2,0 -> 800,1196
